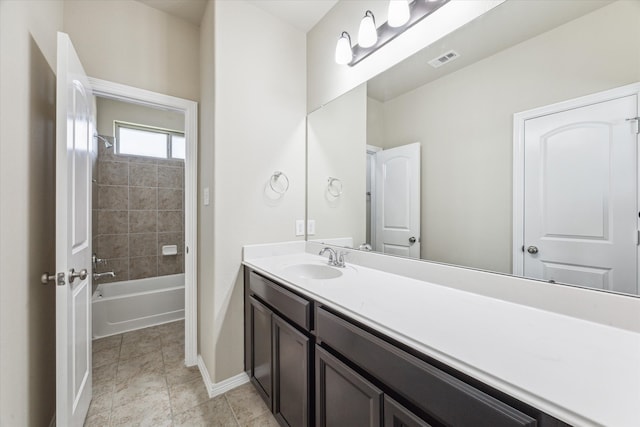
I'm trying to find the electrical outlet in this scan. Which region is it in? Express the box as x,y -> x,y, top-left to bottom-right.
307,219 -> 316,235
295,220 -> 305,236
203,188 -> 210,206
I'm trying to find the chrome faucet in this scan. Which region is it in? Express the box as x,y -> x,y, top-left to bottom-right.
93,271 -> 116,281
319,247 -> 347,268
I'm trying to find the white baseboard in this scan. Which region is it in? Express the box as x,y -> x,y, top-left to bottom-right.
197,355 -> 250,398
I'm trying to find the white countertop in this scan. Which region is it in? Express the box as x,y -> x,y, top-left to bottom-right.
243,251 -> 640,427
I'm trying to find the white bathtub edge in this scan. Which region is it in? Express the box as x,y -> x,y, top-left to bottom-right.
198,355 -> 249,398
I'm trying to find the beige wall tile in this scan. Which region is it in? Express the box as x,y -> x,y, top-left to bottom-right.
98,210 -> 128,235
98,185 -> 128,210
157,158 -> 184,167
129,211 -> 157,233
130,187 -> 158,210
129,256 -> 158,279
98,160 -> 129,185
129,156 -> 158,165
130,233 -> 158,257
158,188 -> 182,210
97,234 -> 129,259
129,162 -> 158,187
158,166 -> 184,189
158,211 -> 182,233
159,254 -> 184,276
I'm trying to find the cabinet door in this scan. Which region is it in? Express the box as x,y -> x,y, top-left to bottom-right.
273,314 -> 310,427
249,296 -> 273,409
384,396 -> 431,427
316,345 -> 382,427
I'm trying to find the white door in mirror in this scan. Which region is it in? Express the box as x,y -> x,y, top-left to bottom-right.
56,32 -> 94,426
524,94 -> 638,294
374,142 -> 421,258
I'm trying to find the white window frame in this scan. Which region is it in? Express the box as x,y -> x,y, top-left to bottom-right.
114,120 -> 185,160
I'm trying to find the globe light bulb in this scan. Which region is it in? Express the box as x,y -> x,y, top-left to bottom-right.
358,11 -> 377,48
335,32 -> 353,65
388,0 -> 410,28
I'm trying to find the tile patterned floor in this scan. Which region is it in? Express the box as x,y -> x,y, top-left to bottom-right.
86,320 -> 278,426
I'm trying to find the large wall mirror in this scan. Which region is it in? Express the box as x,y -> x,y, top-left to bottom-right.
307,0 -> 640,296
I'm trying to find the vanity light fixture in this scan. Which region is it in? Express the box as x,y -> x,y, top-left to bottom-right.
334,31 -> 353,65
334,0 -> 450,66
388,0 -> 410,28
358,11 -> 377,48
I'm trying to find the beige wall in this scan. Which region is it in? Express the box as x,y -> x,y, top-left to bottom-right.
96,97 -> 185,136
198,0 -> 215,376
0,1 -> 63,425
307,0 -> 502,111
203,0 -> 307,382
64,0 -> 200,101
308,85 -> 367,245
379,0 -> 640,274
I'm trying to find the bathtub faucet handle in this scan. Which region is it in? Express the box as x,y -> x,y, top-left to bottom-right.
92,253 -> 107,267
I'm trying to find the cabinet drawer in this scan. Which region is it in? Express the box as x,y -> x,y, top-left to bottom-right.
249,271 -> 312,331
316,307 -> 536,427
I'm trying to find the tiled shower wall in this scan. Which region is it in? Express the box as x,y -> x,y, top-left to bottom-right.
93,143 -> 184,283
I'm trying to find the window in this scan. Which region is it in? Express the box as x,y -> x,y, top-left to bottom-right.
115,121 -> 185,160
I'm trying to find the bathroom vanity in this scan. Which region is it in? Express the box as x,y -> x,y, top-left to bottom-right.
242,242 -> 639,427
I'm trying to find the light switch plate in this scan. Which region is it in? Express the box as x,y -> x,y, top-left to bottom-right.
307,219 -> 316,235
295,220 -> 305,236
203,188 -> 210,206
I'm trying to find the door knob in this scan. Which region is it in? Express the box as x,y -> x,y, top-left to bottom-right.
68,268 -> 88,284
41,272 -> 65,286
409,237 -> 416,244
527,246 -> 539,254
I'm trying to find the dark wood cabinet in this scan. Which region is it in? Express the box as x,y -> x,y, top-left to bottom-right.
249,296 -> 273,408
244,266 -> 568,427
245,270 -> 313,426
273,314 -> 311,427
316,345 -> 382,427
384,396 -> 431,427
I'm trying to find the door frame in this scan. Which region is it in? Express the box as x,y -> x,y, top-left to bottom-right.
89,77 -> 199,366
512,82 -> 640,277
366,145 -> 382,247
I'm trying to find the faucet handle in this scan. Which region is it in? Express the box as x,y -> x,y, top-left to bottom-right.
92,253 -> 107,266
337,251 -> 348,268
358,243 -> 372,251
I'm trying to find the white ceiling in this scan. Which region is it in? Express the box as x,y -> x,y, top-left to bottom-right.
367,0 -> 614,102
136,0 -> 208,26
246,0 -> 338,33
136,0 -> 337,31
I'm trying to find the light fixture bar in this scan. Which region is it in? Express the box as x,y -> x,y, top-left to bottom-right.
348,0 -> 450,67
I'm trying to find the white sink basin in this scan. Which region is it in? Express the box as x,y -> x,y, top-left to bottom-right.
280,263 -> 343,280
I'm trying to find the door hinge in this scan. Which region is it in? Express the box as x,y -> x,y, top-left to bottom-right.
627,117 -> 640,134
637,230 -> 639,246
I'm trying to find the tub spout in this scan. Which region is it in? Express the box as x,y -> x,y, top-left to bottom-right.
93,271 -> 116,281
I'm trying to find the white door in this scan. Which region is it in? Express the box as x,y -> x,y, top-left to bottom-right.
374,143 -> 421,257
56,32 -> 94,426
523,95 -> 638,294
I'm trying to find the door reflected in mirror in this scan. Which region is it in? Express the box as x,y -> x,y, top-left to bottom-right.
306,0 -> 640,296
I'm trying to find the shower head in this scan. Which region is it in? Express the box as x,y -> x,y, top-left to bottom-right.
95,134 -> 115,149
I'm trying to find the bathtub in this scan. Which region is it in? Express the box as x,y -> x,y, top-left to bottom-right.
92,274 -> 184,339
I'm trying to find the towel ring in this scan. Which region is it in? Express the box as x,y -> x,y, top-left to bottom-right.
327,177 -> 343,197
269,171 -> 289,195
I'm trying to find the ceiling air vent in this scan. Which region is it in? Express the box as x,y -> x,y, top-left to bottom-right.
428,50 -> 460,68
